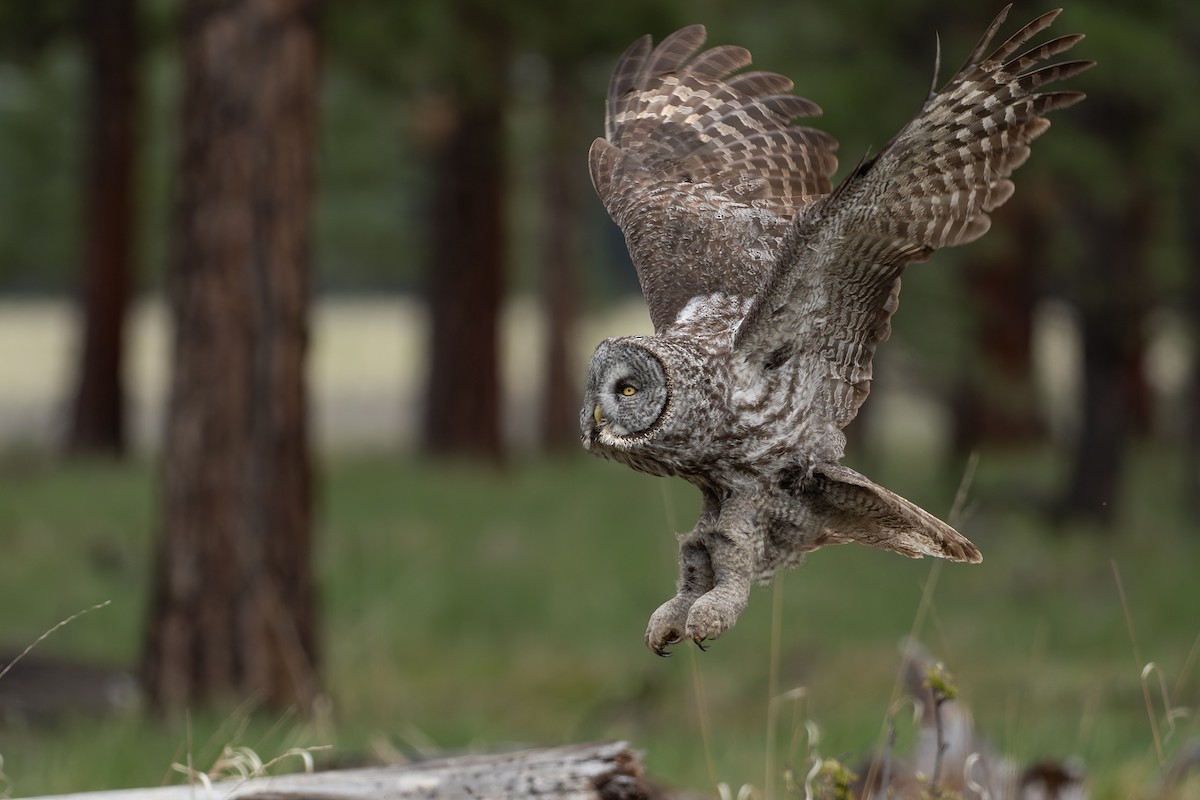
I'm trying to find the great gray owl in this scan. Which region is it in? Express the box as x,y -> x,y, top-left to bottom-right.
580,6 -> 1091,655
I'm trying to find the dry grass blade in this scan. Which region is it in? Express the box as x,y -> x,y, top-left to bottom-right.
766,687 -> 811,800
688,634 -> 718,790
1112,559 -> 1165,765
963,751 -> 993,799
0,600 -> 113,683
862,453 -> 979,795
1140,662 -> 1188,749
172,743 -> 331,794
1173,631 -> 1200,703
948,451 -> 980,530
765,577 -> 785,799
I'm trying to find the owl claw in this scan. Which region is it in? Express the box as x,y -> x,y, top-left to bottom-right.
646,596 -> 693,656
657,632 -> 682,657
693,638 -> 709,652
683,582 -> 748,645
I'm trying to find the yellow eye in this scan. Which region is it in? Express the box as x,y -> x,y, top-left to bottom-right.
621,385 -> 637,397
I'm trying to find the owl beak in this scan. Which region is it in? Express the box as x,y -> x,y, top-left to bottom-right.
593,404 -> 604,426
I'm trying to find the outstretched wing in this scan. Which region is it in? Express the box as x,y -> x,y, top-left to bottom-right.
812,463 -> 981,563
590,25 -> 839,333
734,6 -> 1093,428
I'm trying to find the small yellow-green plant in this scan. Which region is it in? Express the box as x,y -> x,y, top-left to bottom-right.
808,757 -> 856,800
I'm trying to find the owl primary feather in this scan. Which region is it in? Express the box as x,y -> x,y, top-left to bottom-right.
579,6 -> 1091,655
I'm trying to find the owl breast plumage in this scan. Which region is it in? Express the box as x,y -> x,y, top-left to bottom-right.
579,6 -> 1092,654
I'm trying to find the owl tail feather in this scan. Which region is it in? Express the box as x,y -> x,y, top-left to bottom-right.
812,463 -> 982,563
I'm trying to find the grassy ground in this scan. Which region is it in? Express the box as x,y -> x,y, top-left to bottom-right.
0,448 -> 1197,798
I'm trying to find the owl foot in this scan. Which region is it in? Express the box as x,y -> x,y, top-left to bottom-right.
646,587 -> 746,653
684,586 -> 748,646
645,595 -> 694,656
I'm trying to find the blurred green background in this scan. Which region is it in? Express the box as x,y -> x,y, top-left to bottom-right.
0,1 -> 1198,798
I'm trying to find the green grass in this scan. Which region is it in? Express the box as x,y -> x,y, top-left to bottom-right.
0,449 -> 1197,798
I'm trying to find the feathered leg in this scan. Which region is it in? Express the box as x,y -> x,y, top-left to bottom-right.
683,494 -> 760,646
644,490 -> 719,655
645,528 -> 715,655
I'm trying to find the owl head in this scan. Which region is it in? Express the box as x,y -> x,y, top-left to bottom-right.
580,337 -> 672,449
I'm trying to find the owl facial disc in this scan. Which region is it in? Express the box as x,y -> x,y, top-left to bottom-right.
581,339 -> 669,440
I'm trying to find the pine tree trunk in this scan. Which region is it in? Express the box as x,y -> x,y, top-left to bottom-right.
142,0 -> 320,714
1182,152 -> 1200,517
1058,182 -> 1151,526
1176,11 -> 1200,517
423,14 -> 507,460
66,0 -> 139,455
539,70 -> 583,450
951,198 -> 1046,454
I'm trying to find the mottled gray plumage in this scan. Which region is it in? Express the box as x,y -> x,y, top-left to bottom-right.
580,6 -> 1092,654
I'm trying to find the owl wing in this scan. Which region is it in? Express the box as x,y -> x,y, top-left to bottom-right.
811,463 -> 981,562
590,25 -> 839,333
733,6 -> 1092,428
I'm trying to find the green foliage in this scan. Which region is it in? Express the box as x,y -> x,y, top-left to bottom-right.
0,450 -> 1197,797
317,63 -> 426,291
922,788 -> 962,800
923,662 -> 957,704
5,1 -> 1188,300
810,757 -> 857,800
0,2 -> 77,62
0,44 -> 83,291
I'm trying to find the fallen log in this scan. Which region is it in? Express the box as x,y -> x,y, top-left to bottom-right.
22,741 -> 652,800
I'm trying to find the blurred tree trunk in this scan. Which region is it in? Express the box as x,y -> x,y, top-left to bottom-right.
539,68 -> 583,450
1058,181 -> 1152,526
951,198 -> 1046,454
424,11 -> 507,460
142,0 -> 321,714
1186,301 -> 1200,518
1183,153 -> 1200,516
1179,11 -> 1200,517
66,0 -> 139,455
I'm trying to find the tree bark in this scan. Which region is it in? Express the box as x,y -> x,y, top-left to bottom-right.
423,12 -> 507,461
539,69 -> 583,450
1058,181 -> 1152,526
1178,12 -> 1200,517
1183,156 -> 1200,517
142,0 -> 321,714
12,742 -> 652,800
66,0 -> 139,455
951,198 -> 1046,454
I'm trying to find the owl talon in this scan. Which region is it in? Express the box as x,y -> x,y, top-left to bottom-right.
646,596 -> 694,655
693,638 -> 709,652
651,631 -> 681,657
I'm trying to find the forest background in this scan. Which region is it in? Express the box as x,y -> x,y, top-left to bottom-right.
0,1 -> 1197,798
